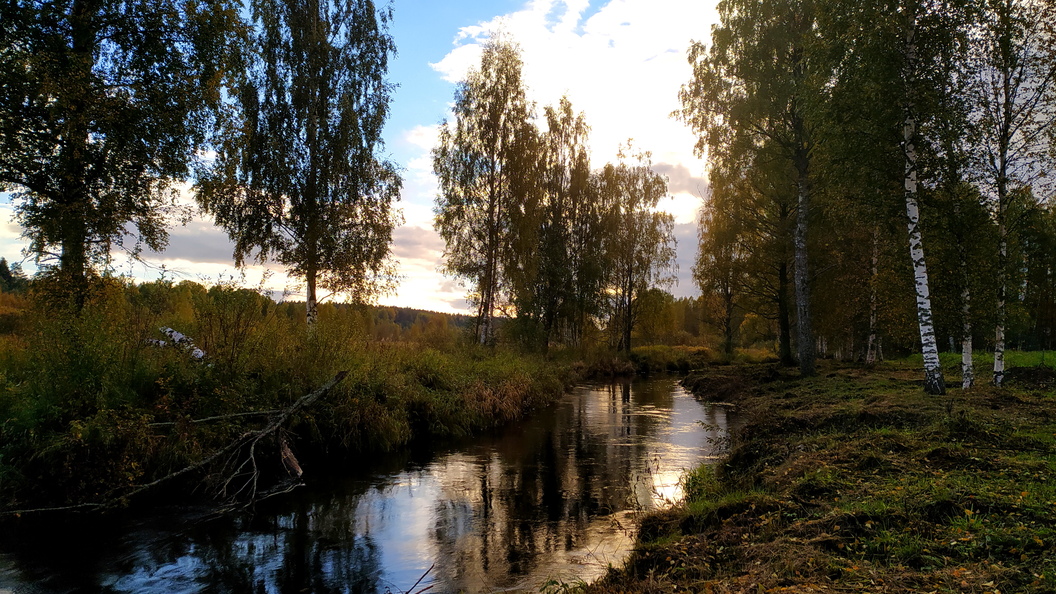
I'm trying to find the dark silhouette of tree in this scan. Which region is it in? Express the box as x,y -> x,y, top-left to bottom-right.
598,146 -> 676,353
0,0 -> 244,305
0,258 -> 28,293
433,38 -> 537,345
679,0 -> 826,376
198,0 -> 401,325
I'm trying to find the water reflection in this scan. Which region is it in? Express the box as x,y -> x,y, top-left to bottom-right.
0,377 -> 732,593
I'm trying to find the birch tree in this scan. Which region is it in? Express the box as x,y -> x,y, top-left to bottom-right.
695,184 -> 745,358
433,39 -> 537,345
530,97 -> 593,350
197,0 -> 401,325
0,0 -> 244,305
827,0 -> 979,393
599,147 -> 676,353
968,0 -> 1056,385
679,0 -> 827,376
899,3 -> 948,395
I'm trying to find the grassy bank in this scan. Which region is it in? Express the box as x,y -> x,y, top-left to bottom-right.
589,361 -> 1056,593
0,280 -> 579,512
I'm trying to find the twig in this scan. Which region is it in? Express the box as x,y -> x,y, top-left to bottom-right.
406,563 -> 434,594
149,410 -> 283,427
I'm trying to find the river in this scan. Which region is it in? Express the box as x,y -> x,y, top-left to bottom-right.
0,376 -> 733,593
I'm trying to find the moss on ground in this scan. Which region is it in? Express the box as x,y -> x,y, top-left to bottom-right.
587,361 -> 1056,593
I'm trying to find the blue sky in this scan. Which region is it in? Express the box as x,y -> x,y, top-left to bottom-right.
0,0 -> 719,313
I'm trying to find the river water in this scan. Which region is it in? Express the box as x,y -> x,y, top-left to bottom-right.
0,377 -> 733,593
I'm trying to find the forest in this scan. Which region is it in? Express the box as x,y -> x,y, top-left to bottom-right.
1,0 -> 1056,590
683,0 -> 1056,394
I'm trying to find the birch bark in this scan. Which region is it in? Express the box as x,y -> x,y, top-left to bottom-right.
961,283 -> 974,388
904,120 -> 946,395
954,200 -> 974,388
902,21 -> 946,394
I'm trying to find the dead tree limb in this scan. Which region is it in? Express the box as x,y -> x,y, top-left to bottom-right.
148,410 -> 283,427
2,371 -> 348,516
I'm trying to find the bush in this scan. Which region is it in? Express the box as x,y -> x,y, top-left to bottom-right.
0,278 -> 579,510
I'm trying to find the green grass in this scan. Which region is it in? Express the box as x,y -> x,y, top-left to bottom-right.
898,349 -> 1056,373
588,360 -> 1056,593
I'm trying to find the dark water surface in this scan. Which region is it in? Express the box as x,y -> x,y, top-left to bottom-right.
0,377 -> 733,593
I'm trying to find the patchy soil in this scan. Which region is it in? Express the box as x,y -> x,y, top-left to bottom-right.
585,361 -> 1056,593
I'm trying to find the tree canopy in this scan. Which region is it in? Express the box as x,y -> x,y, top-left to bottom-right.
683,0 -> 1056,388
196,0 -> 402,324
0,0 -> 245,303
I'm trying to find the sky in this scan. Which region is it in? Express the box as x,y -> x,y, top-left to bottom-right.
0,0 -> 720,314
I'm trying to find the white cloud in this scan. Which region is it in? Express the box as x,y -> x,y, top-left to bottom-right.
400,201 -> 436,229
431,0 -> 717,169
664,193 -> 702,226
431,44 -> 484,83
418,0 -> 716,306
403,125 -> 440,152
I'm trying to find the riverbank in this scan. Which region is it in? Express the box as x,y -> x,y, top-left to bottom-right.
0,281 -> 587,513
0,376 -> 728,592
588,361 -> 1056,593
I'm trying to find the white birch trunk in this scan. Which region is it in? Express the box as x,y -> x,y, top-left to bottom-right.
903,23 -> 945,395
904,192 -> 945,394
306,272 -> 318,327
952,197 -> 974,389
904,115 -> 946,395
993,229 -> 1007,386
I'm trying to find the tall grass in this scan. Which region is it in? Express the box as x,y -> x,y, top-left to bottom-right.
0,278 -> 577,509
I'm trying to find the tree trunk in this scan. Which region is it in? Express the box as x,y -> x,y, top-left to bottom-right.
993,225 -> 1007,386
478,174 -> 500,346
903,22 -> 945,395
992,113 -> 1010,386
58,0 -> 99,308
961,282 -> 974,388
793,149 -> 815,377
60,213 -> 90,309
623,265 -> 633,354
866,229 -> 880,364
903,118 -> 946,395
778,261 -> 794,366
722,284 -> 735,358
305,267 -> 318,326
954,201 -> 974,388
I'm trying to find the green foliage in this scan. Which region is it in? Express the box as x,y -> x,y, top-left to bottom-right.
630,345 -> 712,375
434,42 -> 677,354
676,0 -> 1056,379
598,146 -> 677,353
0,259 -> 28,294
0,279 -> 576,510
197,0 -> 401,324
433,38 -> 537,345
0,0 -> 245,297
